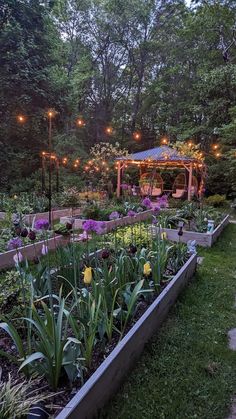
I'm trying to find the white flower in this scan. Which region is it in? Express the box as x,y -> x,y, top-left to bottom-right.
13,252 -> 23,265
42,244 -> 48,255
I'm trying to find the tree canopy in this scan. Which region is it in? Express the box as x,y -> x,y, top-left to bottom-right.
1,0 -> 236,195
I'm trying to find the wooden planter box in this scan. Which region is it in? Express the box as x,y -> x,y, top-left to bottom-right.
60,209 -> 154,233
160,214 -> 230,247
0,208 -> 81,225
56,253 -> 197,419
0,235 -> 70,270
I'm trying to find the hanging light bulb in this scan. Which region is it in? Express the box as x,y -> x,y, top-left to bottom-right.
17,115 -> 26,123
133,131 -> 141,141
105,126 -> 113,135
161,137 -> 168,145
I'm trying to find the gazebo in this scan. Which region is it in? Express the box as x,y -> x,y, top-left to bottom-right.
116,146 -> 205,201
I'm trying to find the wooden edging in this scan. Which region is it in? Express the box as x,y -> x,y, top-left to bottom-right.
56,253 -> 197,419
0,208 -> 81,225
60,209 -> 154,232
162,214 -> 230,247
0,235 -> 70,270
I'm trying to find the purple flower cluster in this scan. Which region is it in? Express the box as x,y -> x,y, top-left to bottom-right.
109,211 -> 120,220
157,195 -> 168,208
127,210 -> 136,217
121,183 -> 129,190
142,197 -> 152,209
82,219 -> 106,234
7,237 -> 23,250
35,219 -> 49,230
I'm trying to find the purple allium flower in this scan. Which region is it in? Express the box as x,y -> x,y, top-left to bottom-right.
13,251 -> 23,265
20,228 -> 28,238
153,205 -> 160,214
101,249 -> 110,259
127,210 -> 136,217
121,183 -> 129,190
41,244 -> 48,255
157,195 -> 168,208
109,211 -> 120,220
142,197 -> 152,209
7,237 -> 23,250
95,221 -> 107,235
82,219 -> 98,232
28,230 -> 36,241
35,219 -> 49,230
152,216 -> 158,225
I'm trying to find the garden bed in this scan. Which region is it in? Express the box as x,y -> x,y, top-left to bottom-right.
60,209 -> 154,232
55,253 -> 197,419
160,214 -> 230,247
0,208 -> 82,225
0,235 -> 70,270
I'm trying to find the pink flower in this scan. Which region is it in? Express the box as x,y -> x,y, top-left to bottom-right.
127,210 -> 136,217
41,244 -> 48,255
109,211 -> 120,220
13,252 -> 23,265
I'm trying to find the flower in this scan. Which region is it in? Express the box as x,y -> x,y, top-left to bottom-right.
153,205 -> 160,214
82,219 -> 98,232
142,197 -> 152,209
13,251 -> 23,265
28,230 -> 36,241
15,227 -> 22,236
7,237 -> 23,250
152,216 -> 158,225
83,267 -> 92,284
127,210 -> 136,217
109,211 -> 120,220
41,244 -> 48,255
143,262 -> 152,276
157,195 -> 168,209
20,228 -> 28,238
95,221 -> 106,235
78,231 -> 89,241
101,249 -> 110,259
121,183 -> 129,190
35,219 -> 49,230
161,232 -> 167,240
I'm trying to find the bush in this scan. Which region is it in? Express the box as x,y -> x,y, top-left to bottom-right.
205,194 -> 227,207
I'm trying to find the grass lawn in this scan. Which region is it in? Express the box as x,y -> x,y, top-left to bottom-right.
101,224 -> 236,419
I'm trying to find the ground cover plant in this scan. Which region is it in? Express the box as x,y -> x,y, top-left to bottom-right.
0,206 -> 193,417
101,224 -> 236,419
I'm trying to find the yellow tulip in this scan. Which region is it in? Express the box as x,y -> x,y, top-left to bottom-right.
143,262 -> 152,276
161,232 -> 167,240
83,267 -> 92,285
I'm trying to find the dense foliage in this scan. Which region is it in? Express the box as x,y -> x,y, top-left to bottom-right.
1,0 -> 236,195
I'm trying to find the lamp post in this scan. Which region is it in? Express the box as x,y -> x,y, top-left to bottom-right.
47,110 -> 54,228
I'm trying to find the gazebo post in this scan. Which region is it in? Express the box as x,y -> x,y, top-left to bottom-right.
117,161 -> 121,198
187,163 -> 193,201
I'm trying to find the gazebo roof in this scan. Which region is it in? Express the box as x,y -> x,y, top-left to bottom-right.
119,146 -> 197,163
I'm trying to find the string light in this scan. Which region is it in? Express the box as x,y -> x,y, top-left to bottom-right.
77,118 -> 85,127
62,157 -> 68,164
161,137 -> 168,145
216,152 -> 221,158
105,126 -> 113,134
17,115 -> 26,123
212,144 -> 219,150
188,141 -> 193,147
133,132 -> 141,141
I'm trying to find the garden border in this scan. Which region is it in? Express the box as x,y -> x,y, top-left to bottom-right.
0,235 -> 70,270
0,208 -> 81,225
56,253 -> 197,419
161,214 -> 230,247
60,209 -> 154,232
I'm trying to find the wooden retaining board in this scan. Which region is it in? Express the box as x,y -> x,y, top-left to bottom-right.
162,214 -> 230,247
60,209 -> 154,233
0,208 -> 81,225
56,253 -> 197,419
0,235 -> 70,270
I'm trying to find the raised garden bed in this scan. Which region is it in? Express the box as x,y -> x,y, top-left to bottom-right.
160,214 -> 230,247
60,209 -> 154,233
0,235 -> 70,270
0,208 -> 81,225
55,253 -> 197,419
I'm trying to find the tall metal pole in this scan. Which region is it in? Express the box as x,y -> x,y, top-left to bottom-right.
56,158 -> 59,193
48,114 -> 52,227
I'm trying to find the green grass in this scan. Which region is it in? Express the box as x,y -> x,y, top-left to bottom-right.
101,224 -> 236,419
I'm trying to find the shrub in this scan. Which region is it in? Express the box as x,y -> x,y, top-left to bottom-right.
205,194 -> 227,207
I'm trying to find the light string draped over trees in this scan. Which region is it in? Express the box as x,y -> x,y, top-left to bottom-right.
1,0 -> 236,196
